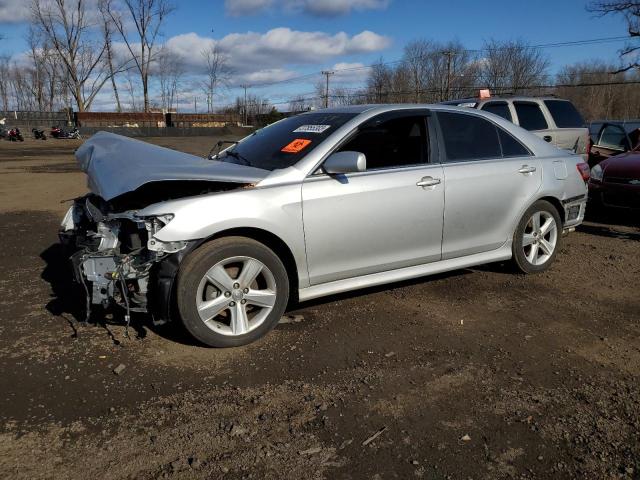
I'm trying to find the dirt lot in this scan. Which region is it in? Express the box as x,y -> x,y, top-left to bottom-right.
0,136 -> 639,479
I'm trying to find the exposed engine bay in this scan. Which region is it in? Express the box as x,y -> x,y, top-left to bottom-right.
60,131 -> 268,326
60,184 -> 245,325
59,193 -> 188,325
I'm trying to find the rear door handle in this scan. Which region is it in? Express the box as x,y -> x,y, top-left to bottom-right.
543,135 -> 552,142
518,165 -> 537,174
416,176 -> 441,187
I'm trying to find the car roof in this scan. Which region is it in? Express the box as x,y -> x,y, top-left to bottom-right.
443,96 -> 571,105
307,103 -> 497,115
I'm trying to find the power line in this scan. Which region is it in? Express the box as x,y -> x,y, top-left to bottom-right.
242,35 -> 631,90
213,79 -> 640,111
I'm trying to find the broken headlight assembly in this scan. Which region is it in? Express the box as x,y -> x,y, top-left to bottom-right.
142,214 -> 188,255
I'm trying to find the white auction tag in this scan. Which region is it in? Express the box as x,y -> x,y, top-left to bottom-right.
293,125 -> 331,133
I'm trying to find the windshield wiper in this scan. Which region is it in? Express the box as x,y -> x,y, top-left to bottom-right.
208,140 -> 238,160
223,149 -> 252,166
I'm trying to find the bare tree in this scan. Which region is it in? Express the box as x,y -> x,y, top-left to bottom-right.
0,55 -> 10,111
106,0 -> 174,112
98,0 -> 124,112
31,0 -> 112,111
288,94 -> 312,112
366,58 -> 393,103
200,44 -> 230,113
588,1 -> 640,72
555,61 -> 640,120
156,46 -> 183,111
479,39 -> 549,95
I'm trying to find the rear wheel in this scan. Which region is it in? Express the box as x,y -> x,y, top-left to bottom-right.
512,200 -> 561,273
177,236 -> 289,347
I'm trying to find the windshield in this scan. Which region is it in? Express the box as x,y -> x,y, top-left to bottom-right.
215,112 -> 357,171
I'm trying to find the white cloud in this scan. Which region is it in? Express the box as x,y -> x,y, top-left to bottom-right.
289,0 -> 390,17
224,0 -> 273,16
224,0 -> 390,17
234,68 -> 298,84
163,28 -> 391,74
0,0 -> 31,23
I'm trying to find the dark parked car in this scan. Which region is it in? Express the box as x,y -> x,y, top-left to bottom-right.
589,145 -> 640,209
588,120 -> 640,167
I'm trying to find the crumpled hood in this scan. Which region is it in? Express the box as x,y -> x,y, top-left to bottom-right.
75,131 -> 269,200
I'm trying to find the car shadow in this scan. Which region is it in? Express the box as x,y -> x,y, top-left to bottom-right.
578,223 -> 640,241
291,266 -> 480,311
40,242 -> 510,347
584,207 -> 640,229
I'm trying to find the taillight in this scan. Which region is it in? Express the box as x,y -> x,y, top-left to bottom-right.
577,162 -> 590,182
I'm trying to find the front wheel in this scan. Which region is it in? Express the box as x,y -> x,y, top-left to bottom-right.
176,237 -> 289,347
511,200 -> 562,274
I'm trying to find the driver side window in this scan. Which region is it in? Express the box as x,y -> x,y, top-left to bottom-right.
337,114 -> 428,170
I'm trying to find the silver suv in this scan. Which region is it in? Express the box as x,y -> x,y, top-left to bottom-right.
443,96 -> 589,159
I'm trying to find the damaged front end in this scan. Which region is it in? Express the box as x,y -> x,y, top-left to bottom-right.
59,194 -> 190,326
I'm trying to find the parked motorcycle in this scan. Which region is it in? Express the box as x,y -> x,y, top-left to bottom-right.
8,128 -> 24,142
32,128 -> 47,140
51,125 -> 81,139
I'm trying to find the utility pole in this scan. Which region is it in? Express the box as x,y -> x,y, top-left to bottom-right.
321,70 -> 334,108
240,84 -> 249,126
442,51 -> 457,101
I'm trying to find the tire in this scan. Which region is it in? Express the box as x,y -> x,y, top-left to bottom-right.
511,200 -> 562,274
176,236 -> 289,347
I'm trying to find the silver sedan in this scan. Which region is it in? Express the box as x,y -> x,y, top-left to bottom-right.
60,105 -> 589,347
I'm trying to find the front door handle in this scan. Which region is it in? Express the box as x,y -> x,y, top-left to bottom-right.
416,176 -> 441,187
518,165 -> 537,174
543,135 -> 552,142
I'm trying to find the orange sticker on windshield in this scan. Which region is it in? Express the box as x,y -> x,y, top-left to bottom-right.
281,138 -> 311,153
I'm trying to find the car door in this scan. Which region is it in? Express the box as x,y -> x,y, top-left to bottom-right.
590,123 -> 631,166
301,111 -> 444,285
542,99 -> 587,153
435,110 -> 542,260
513,101 -> 556,145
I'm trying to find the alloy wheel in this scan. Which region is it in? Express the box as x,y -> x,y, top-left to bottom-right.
521,211 -> 558,266
195,256 -> 277,336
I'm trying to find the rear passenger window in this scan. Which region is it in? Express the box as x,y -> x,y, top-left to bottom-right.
544,100 -> 584,128
437,112 -> 501,161
498,128 -> 530,157
514,102 -> 548,131
481,102 -> 512,122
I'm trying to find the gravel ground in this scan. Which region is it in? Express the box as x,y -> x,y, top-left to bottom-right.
0,137 -> 639,479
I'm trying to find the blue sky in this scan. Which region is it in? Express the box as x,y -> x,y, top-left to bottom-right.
0,0 -> 632,109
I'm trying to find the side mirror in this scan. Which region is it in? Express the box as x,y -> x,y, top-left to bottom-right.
323,151 -> 366,174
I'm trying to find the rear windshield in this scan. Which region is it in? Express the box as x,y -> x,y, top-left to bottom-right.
215,113 -> 356,171
543,100 -> 585,128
